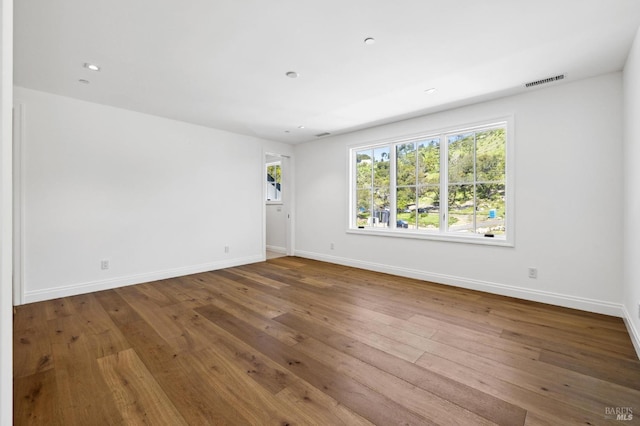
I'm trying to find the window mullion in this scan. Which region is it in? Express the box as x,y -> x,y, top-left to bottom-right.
370,149 -> 375,228
441,135 -> 448,233
473,132 -> 477,234
414,146 -> 419,229
390,145 -> 397,229
352,151 -> 358,228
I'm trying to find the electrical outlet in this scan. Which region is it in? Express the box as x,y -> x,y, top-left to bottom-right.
528,267 -> 537,279
330,242 -> 335,250
224,246 -> 230,254
101,259 -> 110,270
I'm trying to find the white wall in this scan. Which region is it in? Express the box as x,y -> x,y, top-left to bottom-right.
14,87 -> 274,303
623,28 -> 640,356
295,73 -> 624,316
0,0 -> 13,422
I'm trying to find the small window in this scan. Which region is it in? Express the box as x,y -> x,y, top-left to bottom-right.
266,161 -> 282,202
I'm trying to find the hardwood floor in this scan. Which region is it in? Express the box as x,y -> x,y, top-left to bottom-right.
13,257 -> 640,425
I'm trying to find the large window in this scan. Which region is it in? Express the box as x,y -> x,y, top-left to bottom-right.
350,119 -> 512,245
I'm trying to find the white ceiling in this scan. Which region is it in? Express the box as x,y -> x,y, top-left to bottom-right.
14,0 -> 640,144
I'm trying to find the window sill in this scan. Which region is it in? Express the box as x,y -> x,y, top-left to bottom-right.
346,227 -> 514,247
266,201 -> 283,205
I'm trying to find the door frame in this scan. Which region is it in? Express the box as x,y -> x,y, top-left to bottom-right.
12,103 -> 24,305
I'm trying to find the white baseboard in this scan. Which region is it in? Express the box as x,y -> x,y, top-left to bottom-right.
295,250 -> 625,318
266,245 -> 286,254
23,255 -> 264,304
622,305 -> 640,360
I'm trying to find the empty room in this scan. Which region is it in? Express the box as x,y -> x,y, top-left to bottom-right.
2,0 -> 640,424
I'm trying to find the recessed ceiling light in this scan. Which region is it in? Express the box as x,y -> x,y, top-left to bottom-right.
424,88 -> 437,94
364,37 -> 376,45
286,71 -> 299,78
83,63 -> 100,72
298,125 -> 305,129
78,79 -> 90,84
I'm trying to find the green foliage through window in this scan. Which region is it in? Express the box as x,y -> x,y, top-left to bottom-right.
356,147 -> 390,227
266,162 -> 282,202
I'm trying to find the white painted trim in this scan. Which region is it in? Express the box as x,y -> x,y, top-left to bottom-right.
284,154 -> 295,256
0,0 -> 13,422
12,102 -> 24,305
295,250 -> 625,318
23,255 -> 263,304
345,228 -> 513,247
266,245 -> 286,254
622,305 -> 640,360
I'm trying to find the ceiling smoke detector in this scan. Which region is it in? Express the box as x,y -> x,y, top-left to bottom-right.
525,74 -> 566,88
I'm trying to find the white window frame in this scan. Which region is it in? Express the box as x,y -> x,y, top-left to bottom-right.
347,116 -> 514,247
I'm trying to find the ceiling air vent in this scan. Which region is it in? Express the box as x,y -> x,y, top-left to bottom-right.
525,74 -> 566,88
315,132 -> 331,137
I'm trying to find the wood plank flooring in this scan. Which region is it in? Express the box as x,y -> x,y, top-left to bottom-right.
13,257 -> 640,425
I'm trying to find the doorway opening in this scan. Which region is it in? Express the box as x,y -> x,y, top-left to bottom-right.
264,152 -> 293,259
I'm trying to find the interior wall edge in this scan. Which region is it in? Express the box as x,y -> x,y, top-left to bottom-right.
0,0 -> 13,422
295,250 -> 625,319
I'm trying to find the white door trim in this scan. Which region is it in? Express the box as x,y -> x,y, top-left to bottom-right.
12,103 -> 24,305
